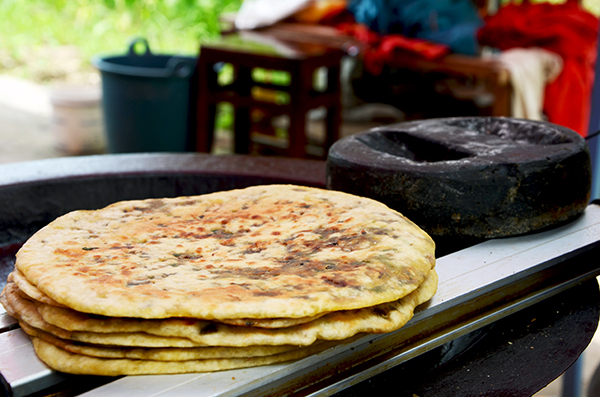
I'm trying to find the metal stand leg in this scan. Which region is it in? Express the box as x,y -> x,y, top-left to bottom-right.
562,354 -> 584,397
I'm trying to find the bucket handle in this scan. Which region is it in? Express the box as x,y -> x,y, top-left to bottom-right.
127,37 -> 153,58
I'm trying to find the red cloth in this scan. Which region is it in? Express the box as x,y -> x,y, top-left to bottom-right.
478,0 -> 599,136
337,23 -> 450,75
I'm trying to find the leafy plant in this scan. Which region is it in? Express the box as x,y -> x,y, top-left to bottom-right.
0,0 -> 242,83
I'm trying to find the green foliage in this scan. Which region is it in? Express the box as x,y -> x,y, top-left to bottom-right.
0,0 -> 242,82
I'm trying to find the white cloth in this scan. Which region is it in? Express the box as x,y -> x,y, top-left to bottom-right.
234,0 -> 311,30
498,48 -> 563,121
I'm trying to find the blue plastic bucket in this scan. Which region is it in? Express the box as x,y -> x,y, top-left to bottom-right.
93,38 -> 197,153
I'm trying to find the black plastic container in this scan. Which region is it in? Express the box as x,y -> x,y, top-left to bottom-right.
93,38 -> 197,153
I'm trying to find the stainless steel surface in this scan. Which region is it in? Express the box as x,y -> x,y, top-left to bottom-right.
2,204 -> 598,396
0,309 -> 17,333
0,328 -> 70,397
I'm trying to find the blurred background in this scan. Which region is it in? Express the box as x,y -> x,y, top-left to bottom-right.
1,0 -> 599,163
0,0 -> 243,85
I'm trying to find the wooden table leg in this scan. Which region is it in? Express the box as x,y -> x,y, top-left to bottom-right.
234,65 -> 252,154
325,64 -> 342,151
196,57 -> 218,153
287,63 -> 310,158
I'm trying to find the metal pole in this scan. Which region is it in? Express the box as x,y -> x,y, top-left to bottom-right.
587,23 -> 600,200
562,356 -> 584,397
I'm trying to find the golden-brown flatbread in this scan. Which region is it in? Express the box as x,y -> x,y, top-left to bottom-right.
12,270 -> 328,328
11,271 -> 326,328
15,185 -> 435,320
5,270 -> 437,347
217,314 -> 328,328
19,322 -> 309,361
1,185 -> 439,376
11,268 -> 65,307
31,337 -> 341,376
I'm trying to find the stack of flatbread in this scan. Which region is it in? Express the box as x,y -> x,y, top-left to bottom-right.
0,185 -> 437,376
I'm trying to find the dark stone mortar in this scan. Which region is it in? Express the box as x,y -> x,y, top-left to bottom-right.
327,117 -> 592,240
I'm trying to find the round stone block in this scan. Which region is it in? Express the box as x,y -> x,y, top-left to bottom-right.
327,117 -> 591,239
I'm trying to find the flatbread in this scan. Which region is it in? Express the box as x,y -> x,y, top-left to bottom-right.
13,268 -> 326,328
15,185 -> 435,320
11,268 -> 65,307
4,282 -> 205,347
5,270 -> 437,347
31,337 -> 341,376
10,274 -> 325,330
2,185 -> 439,376
19,322 -> 308,361
218,313 -> 328,328
34,291 -> 327,330
12,274 -> 325,329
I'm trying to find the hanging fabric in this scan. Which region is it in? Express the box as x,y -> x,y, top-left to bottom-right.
478,0 -> 599,137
